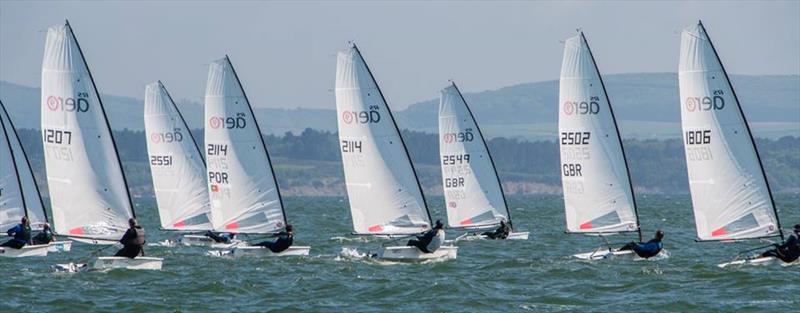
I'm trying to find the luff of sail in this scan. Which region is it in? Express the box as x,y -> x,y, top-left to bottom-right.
204,56 -> 286,234
439,83 -> 510,229
559,33 -> 639,235
144,81 -> 212,231
335,45 -> 431,235
0,101 -> 48,231
679,22 -> 781,241
41,22 -> 134,241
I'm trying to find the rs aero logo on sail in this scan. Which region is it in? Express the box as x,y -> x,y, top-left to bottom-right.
685,92 -> 725,112
150,128 -> 184,143
563,97 -> 600,116
46,93 -> 90,112
209,113 -> 247,129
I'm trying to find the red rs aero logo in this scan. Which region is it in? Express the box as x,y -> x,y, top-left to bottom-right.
342,111 -> 355,124
46,94 -> 90,112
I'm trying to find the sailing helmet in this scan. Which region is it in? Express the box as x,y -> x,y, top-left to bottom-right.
434,220 -> 443,229
286,224 -> 293,232
794,224 -> 800,234
655,230 -> 664,240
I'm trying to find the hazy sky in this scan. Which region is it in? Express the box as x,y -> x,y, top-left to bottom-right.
1,1 -> 798,109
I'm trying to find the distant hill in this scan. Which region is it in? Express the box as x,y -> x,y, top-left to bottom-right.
2,73 -> 798,139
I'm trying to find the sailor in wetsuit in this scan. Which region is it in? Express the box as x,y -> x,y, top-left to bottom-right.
114,218 -> 145,258
1,217 -> 31,249
32,223 -> 56,245
205,231 -> 237,244
760,224 -> 800,263
253,224 -> 294,253
482,220 -> 511,240
407,220 -> 445,253
618,230 -> 664,258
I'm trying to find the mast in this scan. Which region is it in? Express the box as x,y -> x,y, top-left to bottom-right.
224,55 -> 288,228
0,101 -> 29,220
0,101 -> 48,222
450,82 -> 513,229
66,20 -> 136,219
159,81 -> 206,166
580,32 -> 642,242
352,44 -> 433,226
698,21 -> 783,241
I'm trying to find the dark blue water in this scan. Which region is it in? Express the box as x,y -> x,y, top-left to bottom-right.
1,194 -> 798,312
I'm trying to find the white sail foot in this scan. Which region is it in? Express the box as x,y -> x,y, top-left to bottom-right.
376,245 -> 457,261
0,244 -> 50,257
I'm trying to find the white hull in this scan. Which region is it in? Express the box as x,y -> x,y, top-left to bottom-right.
91,256 -> 163,270
572,248 -> 634,260
230,246 -> 311,257
178,234 -> 216,246
48,241 -> 73,252
457,231 -> 529,241
376,245 -> 458,261
0,244 -> 50,258
718,256 -> 800,268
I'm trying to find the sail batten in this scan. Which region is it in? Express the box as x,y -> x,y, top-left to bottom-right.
204,57 -> 286,234
559,33 -> 639,236
439,83 -> 511,230
41,22 -> 134,241
679,22 -> 781,241
145,81 -> 212,231
336,45 -> 431,235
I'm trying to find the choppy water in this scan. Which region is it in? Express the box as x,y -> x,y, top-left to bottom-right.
2,194 -> 798,312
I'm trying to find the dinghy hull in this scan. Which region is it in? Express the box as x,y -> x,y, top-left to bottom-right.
572,249 -> 634,260
377,246 -> 458,261
91,256 -> 163,270
178,234 -> 215,246
0,244 -> 49,257
48,241 -> 72,252
231,246 -> 311,257
718,256 -> 800,268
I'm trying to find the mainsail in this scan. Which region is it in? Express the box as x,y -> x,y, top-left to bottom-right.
0,101 -> 48,231
204,56 -> 286,234
41,21 -> 135,241
559,32 -> 640,237
144,81 -> 212,231
439,83 -> 510,229
679,21 -> 782,241
335,45 -> 431,235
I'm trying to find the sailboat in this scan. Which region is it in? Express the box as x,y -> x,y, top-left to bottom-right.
144,81 -> 214,246
438,83 -> 528,240
203,56 -> 309,256
558,32 -> 648,260
677,22 -> 794,268
42,21 -> 161,270
335,44 -> 457,261
0,101 -> 53,257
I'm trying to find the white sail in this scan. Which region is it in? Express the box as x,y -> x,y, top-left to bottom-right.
144,81 -> 212,231
41,22 -> 134,241
679,22 -> 780,241
335,45 -> 431,235
204,56 -> 286,234
0,101 -> 48,231
559,33 -> 639,234
439,83 -> 509,229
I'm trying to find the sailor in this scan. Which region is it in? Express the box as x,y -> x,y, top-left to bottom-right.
204,230 -> 237,244
407,220 -> 445,253
253,224 -> 294,253
32,223 -> 56,245
482,220 -> 511,240
618,230 -> 664,258
1,217 -> 31,249
114,218 -> 145,258
760,224 -> 800,263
